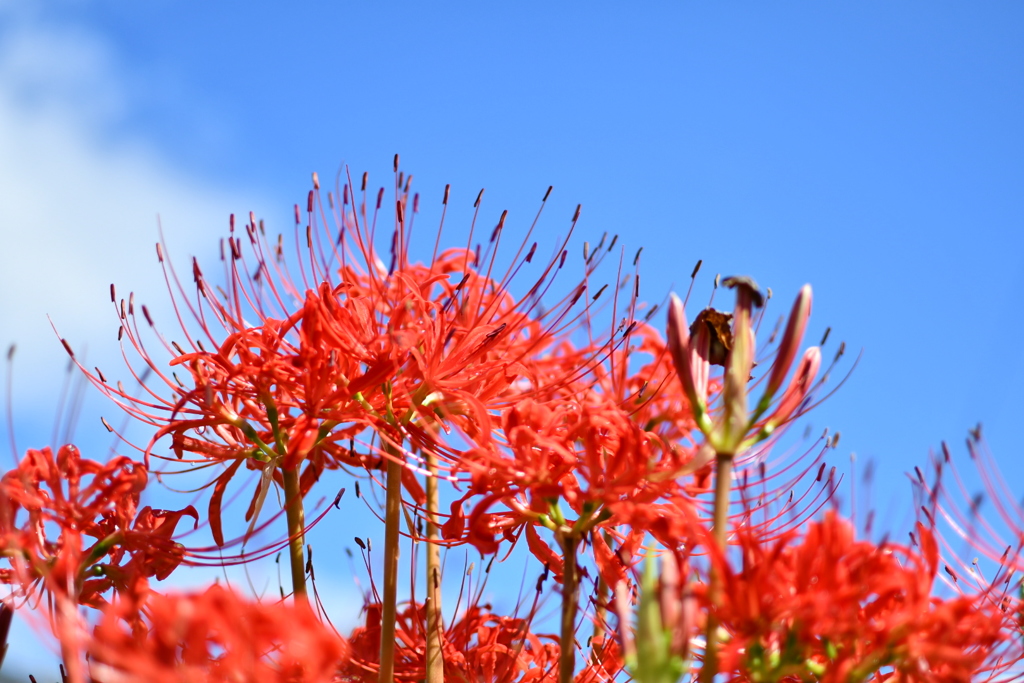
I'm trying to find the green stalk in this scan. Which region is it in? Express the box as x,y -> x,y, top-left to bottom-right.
700,454 -> 734,683
592,560 -> 607,654
424,450 -> 445,683
559,534 -> 581,683
282,466 -> 308,605
379,451 -> 403,683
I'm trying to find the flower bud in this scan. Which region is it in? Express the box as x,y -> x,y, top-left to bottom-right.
717,277 -> 763,455
765,346 -> 821,432
763,284 -> 812,403
615,556 -> 693,683
667,294 -> 709,424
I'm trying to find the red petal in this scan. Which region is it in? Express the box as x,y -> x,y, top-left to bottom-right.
209,459 -> 243,547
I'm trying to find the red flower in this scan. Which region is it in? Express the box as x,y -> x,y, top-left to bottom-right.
78,168 -> 609,548
911,433 -> 1024,679
0,445 -> 196,609
89,583 -> 347,683
710,512 -> 1006,682
341,598 -> 621,682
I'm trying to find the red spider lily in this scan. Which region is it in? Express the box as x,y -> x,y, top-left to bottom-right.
664,279 -> 829,683
709,512 -> 1006,683
437,278 -> 701,566
62,162 -> 636,683
580,314 -> 837,548
504,280 -> 828,578
910,432 -> 1024,676
0,445 -> 196,609
88,583 -> 347,683
444,390 -> 699,558
439,370 -> 707,683
439,309 -> 830,584
74,166 -> 619,549
340,599 -> 622,682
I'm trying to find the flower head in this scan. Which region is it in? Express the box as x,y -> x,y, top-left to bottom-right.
341,597 -> 621,683
89,583 -> 347,683
711,513 -> 1006,682
78,165 -> 617,549
667,281 -> 821,456
0,445 -> 195,609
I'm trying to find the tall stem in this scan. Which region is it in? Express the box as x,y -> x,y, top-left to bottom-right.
592,566 -> 607,653
282,466 -> 307,605
559,533 -> 581,683
424,451 -> 445,683
379,451 -> 403,683
591,530 -> 612,665
59,632 -> 82,683
54,595 -> 83,683
700,454 -> 733,683
60,639 -> 81,683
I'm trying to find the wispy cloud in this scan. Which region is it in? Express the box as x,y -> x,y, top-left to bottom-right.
0,4 -> 255,413
0,5 -> 257,674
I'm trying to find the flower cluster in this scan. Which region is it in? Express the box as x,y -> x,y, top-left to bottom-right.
1,161 -> 1019,683
713,514 -> 1005,682
0,445 -> 196,608
90,583 -> 347,683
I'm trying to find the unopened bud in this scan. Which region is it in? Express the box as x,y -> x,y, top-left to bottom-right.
717,277 -> 763,454
762,284 -> 813,404
616,557 -> 691,683
765,346 -> 822,431
667,294 -> 709,427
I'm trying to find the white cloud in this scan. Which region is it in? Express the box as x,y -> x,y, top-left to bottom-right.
0,7 -> 259,675
0,9 -> 256,413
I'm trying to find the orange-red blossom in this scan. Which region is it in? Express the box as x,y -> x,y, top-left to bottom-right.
712,513 -> 1006,683
0,445 -> 196,609
24,163 -> 1020,683
88,177 -> 598,550
342,598 -> 622,682
89,583 -> 347,683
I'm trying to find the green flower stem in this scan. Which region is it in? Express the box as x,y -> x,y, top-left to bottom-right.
379,446 -> 403,683
282,465 -> 307,605
560,533 -> 581,683
592,533 -> 611,657
700,453 -> 734,683
425,450 -> 445,683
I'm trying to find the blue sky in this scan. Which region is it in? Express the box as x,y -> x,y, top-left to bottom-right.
1,0 -> 1023,674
